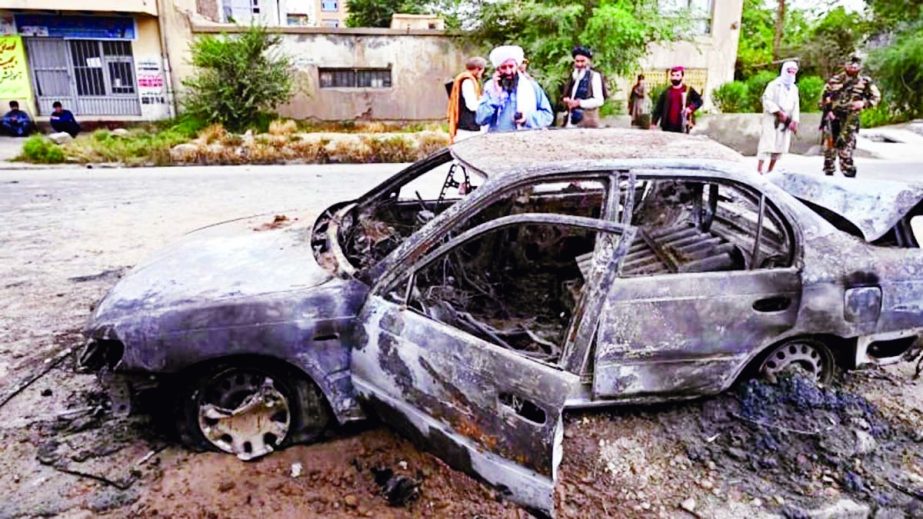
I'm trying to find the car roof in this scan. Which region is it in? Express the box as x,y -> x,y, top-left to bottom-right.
450,128 -> 743,176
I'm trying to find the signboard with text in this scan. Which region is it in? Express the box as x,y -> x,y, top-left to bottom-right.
0,36 -> 32,99
14,14 -> 135,40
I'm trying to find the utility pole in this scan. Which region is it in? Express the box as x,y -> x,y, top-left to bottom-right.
773,0 -> 786,61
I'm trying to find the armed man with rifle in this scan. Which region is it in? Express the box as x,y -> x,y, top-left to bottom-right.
820,56 -> 881,178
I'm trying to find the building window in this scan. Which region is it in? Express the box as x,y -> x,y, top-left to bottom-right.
321,0 -> 338,12
660,0 -> 713,35
319,68 -> 392,88
321,19 -> 340,27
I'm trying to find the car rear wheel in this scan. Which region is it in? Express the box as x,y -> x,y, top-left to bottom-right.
759,339 -> 836,385
177,362 -> 329,460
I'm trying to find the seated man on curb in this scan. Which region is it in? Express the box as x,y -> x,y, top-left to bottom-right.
50,101 -> 81,137
1,101 -> 35,137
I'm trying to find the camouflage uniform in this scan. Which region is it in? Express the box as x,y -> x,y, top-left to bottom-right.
820,72 -> 881,177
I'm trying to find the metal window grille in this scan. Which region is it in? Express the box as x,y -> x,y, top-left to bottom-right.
25,38 -> 141,116
319,68 -> 391,88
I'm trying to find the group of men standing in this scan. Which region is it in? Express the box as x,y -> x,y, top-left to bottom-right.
447,44 -> 705,144
756,55 -> 881,177
448,47 -> 882,178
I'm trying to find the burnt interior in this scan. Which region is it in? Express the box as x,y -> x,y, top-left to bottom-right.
408,222 -> 599,364
623,179 -> 793,275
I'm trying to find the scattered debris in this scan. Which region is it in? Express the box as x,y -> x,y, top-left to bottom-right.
290,462 -> 303,478
372,467 -> 420,506
253,214 -> 295,232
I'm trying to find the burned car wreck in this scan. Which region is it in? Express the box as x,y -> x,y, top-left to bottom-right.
79,129 -> 923,517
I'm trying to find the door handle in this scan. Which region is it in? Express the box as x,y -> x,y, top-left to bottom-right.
753,296 -> 791,312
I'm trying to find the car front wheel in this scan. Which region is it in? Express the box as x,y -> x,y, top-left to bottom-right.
177,362 -> 329,460
758,339 -> 836,385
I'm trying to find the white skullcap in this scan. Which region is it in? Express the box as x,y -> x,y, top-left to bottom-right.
489,45 -> 525,68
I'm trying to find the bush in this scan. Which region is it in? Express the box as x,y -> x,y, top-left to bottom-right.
182,25 -> 295,132
743,70 -> 778,112
860,104 -> 909,128
797,75 -> 825,113
868,22 -> 923,119
713,81 -> 751,113
18,136 -> 65,163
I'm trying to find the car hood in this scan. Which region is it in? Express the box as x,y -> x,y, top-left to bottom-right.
769,172 -> 923,242
92,212 -> 333,323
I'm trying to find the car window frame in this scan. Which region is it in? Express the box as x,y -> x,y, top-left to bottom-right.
622,173 -> 798,276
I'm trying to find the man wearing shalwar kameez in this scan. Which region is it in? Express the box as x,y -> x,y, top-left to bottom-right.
757,61 -> 801,174
476,45 -> 554,133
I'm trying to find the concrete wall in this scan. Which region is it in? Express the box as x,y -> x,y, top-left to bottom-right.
174,18 -> 469,121
692,113 -> 823,155
0,0 -> 157,16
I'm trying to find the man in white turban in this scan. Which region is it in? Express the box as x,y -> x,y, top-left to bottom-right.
757,61 -> 800,174
476,45 -> 554,132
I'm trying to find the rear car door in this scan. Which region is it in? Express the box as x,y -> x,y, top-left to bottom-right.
593,177 -> 802,399
351,214 -> 633,517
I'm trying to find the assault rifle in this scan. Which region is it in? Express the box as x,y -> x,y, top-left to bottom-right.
819,92 -> 837,149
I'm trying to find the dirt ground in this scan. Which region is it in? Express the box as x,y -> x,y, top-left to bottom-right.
1,165 -> 921,519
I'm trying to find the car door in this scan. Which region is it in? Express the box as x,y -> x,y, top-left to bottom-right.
351,214 -> 633,518
593,178 -> 803,400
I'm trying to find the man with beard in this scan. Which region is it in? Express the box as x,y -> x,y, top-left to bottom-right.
446,56 -> 487,143
820,56 -> 881,177
651,66 -> 703,133
476,45 -> 554,133
560,46 -> 605,128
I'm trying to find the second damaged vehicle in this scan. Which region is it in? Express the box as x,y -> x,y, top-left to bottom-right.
80,129 -> 923,517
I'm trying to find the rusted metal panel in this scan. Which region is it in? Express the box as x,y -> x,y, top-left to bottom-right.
594,269 -> 802,398
352,295 -> 577,517
769,172 -> 923,241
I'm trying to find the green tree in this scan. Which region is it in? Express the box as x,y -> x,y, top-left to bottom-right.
867,16 -> 923,118
798,7 -> 867,79
346,0 -> 426,27
182,25 -> 294,132
471,0 -> 684,99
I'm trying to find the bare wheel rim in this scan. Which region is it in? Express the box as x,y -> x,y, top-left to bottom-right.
760,341 -> 828,382
196,369 -> 291,461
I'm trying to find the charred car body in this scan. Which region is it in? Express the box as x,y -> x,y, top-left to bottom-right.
80,129 -> 923,517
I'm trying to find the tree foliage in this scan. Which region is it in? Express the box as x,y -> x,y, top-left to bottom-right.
345,0 -> 428,27
867,16 -> 923,118
470,0 -> 685,99
182,26 -> 294,132
798,7 -> 867,78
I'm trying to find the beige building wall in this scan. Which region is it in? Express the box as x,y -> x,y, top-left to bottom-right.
314,0 -> 348,27
625,0 -> 744,110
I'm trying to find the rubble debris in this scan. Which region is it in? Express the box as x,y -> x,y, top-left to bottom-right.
41,388 -> 53,397
371,467 -> 420,506
0,344 -> 75,411
290,462 -> 303,478
253,214 -> 295,232
68,268 -> 125,283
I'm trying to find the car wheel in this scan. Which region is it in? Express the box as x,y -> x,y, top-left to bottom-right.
177,362 -> 329,460
758,339 -> 836,385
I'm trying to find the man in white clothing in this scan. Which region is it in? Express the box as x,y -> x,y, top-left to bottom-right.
757,61 -> 801,174
560,46 -> 605,128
